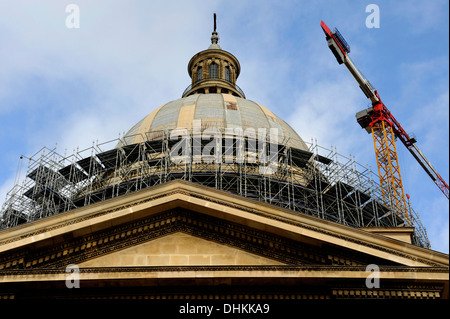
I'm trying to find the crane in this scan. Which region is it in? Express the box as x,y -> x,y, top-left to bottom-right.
320,20 -> 449,224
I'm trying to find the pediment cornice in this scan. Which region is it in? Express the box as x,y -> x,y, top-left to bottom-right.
0,180 -> 448,269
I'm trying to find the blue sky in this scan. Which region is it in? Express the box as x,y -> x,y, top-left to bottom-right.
0,0 -> 448,253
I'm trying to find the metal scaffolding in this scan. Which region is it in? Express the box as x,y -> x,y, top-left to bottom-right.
0,129 -> 430,248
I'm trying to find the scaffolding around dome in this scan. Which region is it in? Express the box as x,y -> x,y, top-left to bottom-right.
0,129 -> 430,249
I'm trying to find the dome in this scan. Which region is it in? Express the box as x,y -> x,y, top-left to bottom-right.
120,93 -> 308,151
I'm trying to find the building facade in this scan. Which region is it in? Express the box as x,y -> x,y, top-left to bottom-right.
0,18 -> 448,303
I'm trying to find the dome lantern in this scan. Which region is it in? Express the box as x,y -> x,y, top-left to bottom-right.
182,14 -> 245,98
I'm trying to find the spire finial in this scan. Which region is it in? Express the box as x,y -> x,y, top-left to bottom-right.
209,13 -> 221,49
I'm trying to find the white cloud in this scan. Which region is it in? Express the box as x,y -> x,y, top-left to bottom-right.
388,0 -> 449,34
0,0 -> 218,198
420,196 -> 450,253
0,173 -> 17,206
288,76 -> 368,155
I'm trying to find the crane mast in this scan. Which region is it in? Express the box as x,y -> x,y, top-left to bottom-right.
320,20 -> 449,225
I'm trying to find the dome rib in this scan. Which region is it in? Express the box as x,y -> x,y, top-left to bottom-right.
119,93 -> 307,151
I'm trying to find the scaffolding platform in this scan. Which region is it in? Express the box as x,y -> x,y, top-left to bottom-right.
0,130 -> 431,249
290,148 -> 313,168
59,164 -> 88,183
96,149 -> 121,169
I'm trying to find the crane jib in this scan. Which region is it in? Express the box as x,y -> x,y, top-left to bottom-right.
320,20 -> 449,200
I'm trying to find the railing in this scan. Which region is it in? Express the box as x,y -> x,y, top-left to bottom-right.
182,78 -> 246,98
0,133 -> 430,248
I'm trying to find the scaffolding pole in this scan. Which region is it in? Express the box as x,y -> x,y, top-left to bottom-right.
0,129 -> 430,249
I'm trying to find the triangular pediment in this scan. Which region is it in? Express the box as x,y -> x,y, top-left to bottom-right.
0,180 -> 448,301
0,180 -> 448,272
79,232 -> 284,267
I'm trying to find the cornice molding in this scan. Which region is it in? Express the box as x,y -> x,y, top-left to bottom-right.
0,180 -> 448,268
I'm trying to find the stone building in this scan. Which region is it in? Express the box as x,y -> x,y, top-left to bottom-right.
0,17 -> 448,303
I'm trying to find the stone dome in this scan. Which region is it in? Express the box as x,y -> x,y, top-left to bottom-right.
120,93 -> 308,151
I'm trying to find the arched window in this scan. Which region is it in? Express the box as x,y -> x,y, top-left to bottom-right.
225,66 -> 231,82
209,62 -> 218,79
197,67 -> 203,82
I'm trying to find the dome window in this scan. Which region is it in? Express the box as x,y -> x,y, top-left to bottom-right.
209,62 -> 219,79
225,66 -> 231,82
197,67 -> 203,81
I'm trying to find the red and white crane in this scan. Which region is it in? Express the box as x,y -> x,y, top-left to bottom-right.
320,20 -> 449,222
